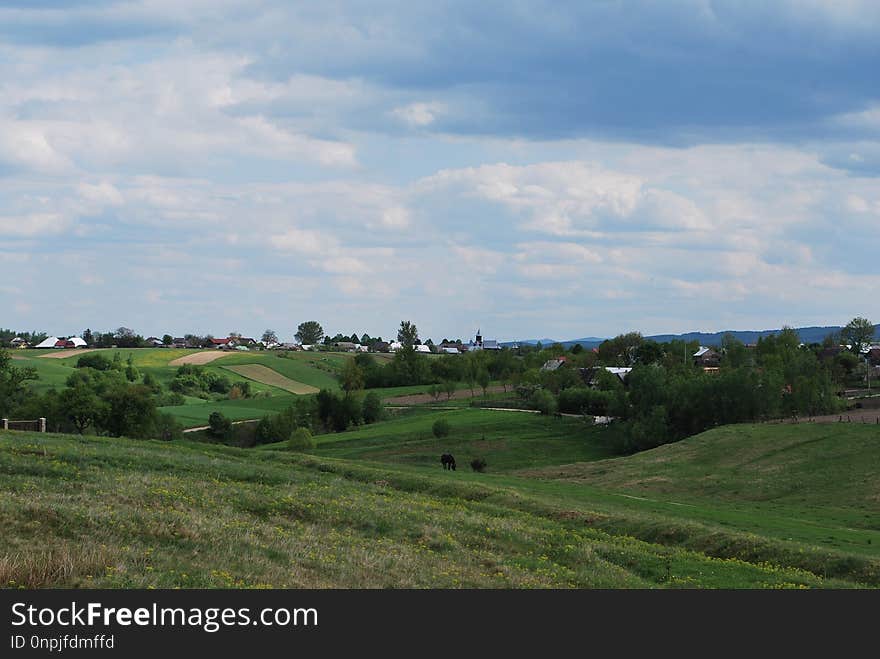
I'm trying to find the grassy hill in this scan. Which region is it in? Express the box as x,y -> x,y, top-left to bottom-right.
3,419 -> 880,588
281,408 -> 616,471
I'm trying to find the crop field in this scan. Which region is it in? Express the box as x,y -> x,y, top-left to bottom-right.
216,352 -> 342,390
223,364 -> 319,394
3,427 -> 873,589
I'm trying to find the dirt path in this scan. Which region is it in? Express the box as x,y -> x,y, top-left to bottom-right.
182,419 -> 261,433
383,384 -> 508,405
769,409 -> 880,425
37,348 -> 106,359
169,351 -> 231,366
223,364 -> 319,394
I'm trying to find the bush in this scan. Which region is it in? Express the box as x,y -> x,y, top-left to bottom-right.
288,427 -> 315,451
531,389 -> 557,415
208,411 -> 233,440
156,413 -> 183,441
432,418 -> 451,438
362,392 -> 384,424
76,353 -> 112,371
470,458 -> 487,473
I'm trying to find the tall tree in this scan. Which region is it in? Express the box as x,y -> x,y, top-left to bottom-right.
262,329 -> 278,345
296,321 -> 324,345
397,320 -> 419,347
0,350 -> 37,417
340,360 -> 365,393
841,317 -> 875,354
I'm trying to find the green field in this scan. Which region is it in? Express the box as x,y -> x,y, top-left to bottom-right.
2,418 -> 879,588
158,395 -> 296,427
290,408 -> 615,471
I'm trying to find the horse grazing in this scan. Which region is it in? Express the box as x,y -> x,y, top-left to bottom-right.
440,453 -> 456,471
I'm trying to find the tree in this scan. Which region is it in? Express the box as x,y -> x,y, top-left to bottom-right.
340,359 -> 365,393
296,321 -> 324,345
362,392 -> 384,424
397,320 -> 419,348
162,334 -> 173,346
125,354 -> 139,382
82,328 -> 93,346
841,317 -> 875,355
59,385 -> 104,434
0,350 -> 37,417
443,379 -> 457,400
262,329 -> 278,345
101,385 -> 158,438
208,411 -> 233,440
477,369 -> 491,396
531,389 -> 557,415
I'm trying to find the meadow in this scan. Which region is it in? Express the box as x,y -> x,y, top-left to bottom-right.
1,418 -> 878,588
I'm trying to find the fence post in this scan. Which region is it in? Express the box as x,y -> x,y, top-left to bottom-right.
1,418 -> 7,430
39,417 -> 46,433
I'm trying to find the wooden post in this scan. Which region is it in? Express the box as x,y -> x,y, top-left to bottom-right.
39,417 -> 46,433
1,418 -> 7,430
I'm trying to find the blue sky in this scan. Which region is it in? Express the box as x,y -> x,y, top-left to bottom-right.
1,1 -> 879,342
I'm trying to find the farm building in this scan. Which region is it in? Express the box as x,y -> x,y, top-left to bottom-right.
145,337 -> 164,347
371,341 -> 390,353
414,344 -> 432,353
580,366 -> 632,386
34,336 -> 61,349
693,346 -> 720,367
541,357 -> 568,371
10,337 -> 28,348
441,347 -> 461,354
47,337 -> 87,349
173,338 -> 187,348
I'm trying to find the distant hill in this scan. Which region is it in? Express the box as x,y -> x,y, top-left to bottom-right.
504,324 -> 879,349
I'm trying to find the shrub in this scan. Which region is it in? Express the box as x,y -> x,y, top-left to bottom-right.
432,418 -> 451,438
76,353 -> 112,371
362,392 -> 384,424
288,427 -> 315,451
470,458 -> 487,473
156,413 -> 183,441
531,389 -> 557,415
208,411 -> 233,440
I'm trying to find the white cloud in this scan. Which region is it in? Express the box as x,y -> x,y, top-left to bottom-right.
392,102 -> 445,127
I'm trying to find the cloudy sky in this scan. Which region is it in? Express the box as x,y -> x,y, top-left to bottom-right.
2,1 -> 879,342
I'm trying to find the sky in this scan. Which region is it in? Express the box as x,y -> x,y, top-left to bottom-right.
1,0 -> 879,343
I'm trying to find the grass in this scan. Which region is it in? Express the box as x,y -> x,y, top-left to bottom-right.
2,429 -> 865,589
159,396 -> 296,427
222,364 -> 320,395
216,352 -> 343,390
285,408 -> 615,472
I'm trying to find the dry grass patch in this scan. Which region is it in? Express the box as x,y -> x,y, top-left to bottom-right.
169,351 -> 232,366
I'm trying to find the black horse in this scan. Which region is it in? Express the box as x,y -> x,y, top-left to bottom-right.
440,453 -> 456,471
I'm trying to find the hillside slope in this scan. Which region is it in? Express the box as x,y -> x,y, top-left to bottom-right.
2,427 -> 878,588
